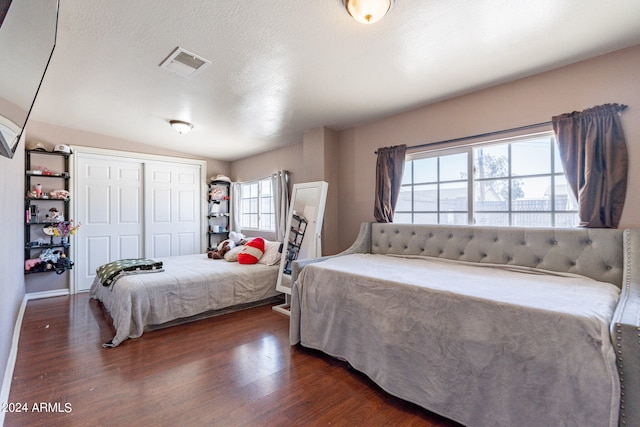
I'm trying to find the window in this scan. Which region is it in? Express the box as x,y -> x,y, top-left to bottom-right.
396,132 -> 579,227
240,178 -> 275,231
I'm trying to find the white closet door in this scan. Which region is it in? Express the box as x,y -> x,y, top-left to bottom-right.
144,162 -> 201,258
75,154 -> 144,292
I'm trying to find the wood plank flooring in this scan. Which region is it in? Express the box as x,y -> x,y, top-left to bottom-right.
6,294 -> 462,427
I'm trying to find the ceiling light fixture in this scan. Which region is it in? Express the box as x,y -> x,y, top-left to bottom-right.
343,0 -> 394,24
169,120 -> 193,134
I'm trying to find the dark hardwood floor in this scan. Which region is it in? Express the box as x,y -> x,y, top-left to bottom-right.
6,294 -> 462,427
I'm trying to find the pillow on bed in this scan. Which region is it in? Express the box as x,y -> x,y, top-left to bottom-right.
258,240 -> 282,266
223,245 -> 243,262
238,237 -> 265,264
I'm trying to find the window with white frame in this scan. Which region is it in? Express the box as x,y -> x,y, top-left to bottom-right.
395,132 -> 579,227
240,178 -> 275,231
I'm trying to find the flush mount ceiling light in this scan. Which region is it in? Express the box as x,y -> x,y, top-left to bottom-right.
343,0 -> 394,24
169,120 -> 193,134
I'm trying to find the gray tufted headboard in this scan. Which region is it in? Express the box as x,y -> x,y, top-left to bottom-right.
366,223 -> 625,288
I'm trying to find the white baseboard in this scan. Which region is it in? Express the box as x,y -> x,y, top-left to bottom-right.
0,289 -> 69,426
26,288 -> 70,301
0,296 -> 28,427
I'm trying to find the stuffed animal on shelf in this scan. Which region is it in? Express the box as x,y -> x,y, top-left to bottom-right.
39,248 -> 61,264
49,189 -> 70,200
207,239 -> 235,259
25,258 -> 43,271
26,248 -> 74,274
46,207 -> 63,222
208,188 -> 225,201
55,253 -> 74,274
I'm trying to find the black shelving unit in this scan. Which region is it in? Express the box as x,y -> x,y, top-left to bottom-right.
282,212 -> 308,275
207,180 -> 231,251
24,150 -> 74,274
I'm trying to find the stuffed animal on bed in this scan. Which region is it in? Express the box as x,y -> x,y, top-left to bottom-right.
228,231 -> 245,245
207,239 -> 235,259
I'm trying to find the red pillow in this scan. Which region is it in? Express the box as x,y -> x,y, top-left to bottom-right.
238,237 -> 265,264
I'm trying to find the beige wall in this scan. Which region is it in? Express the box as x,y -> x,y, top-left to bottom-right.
301,127 -> 340,255
321,129 -> 339,256
230,143 -> 303,183
231,127 -> 342,254
0,96 -> 25,128
336,44 -> 640,250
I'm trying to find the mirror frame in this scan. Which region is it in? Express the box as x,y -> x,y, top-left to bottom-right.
0,0 -> 59,159
0,115 -> 20,156
275,181 -> 328,296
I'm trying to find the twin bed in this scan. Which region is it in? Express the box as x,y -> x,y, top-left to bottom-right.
90,253 -> 280,347
290,223 -> 640,426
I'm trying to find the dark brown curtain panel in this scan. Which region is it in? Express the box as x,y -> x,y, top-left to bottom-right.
552,103 -> 628,228
374,144 -> 406,223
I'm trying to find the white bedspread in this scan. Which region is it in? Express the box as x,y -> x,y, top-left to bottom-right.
90,254 -> 280,347
291,253 -> 621,427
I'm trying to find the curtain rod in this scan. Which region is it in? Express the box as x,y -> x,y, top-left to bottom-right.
374,121 -> 551,155
374,104 -> 628,155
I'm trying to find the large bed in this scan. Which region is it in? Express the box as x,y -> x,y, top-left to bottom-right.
90,253 -> 280,347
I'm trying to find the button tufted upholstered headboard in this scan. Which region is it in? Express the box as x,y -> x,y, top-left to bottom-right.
367,223 -> 624,288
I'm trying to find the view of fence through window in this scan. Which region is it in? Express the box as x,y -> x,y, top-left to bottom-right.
396,132 -> 580,227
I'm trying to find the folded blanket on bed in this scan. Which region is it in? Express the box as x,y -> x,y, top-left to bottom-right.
97,258 -> 164,287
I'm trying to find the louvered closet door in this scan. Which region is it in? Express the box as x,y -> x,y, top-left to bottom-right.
144,162 -> 201,258
75,154 -> 144,292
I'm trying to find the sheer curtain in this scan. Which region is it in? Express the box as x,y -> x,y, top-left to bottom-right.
271,170 -> 289,241
374,145 -> 406,223
552,103 -> 628,228
230,171 -> 289,239
230,182 -> 242,233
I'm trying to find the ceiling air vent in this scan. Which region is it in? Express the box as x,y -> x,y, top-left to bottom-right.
160,47 -> 211,78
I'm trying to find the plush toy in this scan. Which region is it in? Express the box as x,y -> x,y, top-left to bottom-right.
55,253 -> 74,274
208,188 -> 225,201
39,248 -> 61,264
49,189 -> 70,200
207,239 -> 235,259
25,258 -> 43,271
46,207 -> 63,222
228,231 -> 245,245
26,248 -> 72,273
218,239 -> 235,251
238,237 -> 265,264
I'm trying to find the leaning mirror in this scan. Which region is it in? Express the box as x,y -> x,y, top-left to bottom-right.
273,181 -> 328,316
0,0 -> 59,158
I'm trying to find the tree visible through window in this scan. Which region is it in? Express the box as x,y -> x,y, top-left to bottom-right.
396,133 -> 579,227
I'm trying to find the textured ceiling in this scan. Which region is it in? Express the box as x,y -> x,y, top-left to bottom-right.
26,0 -> 640,161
